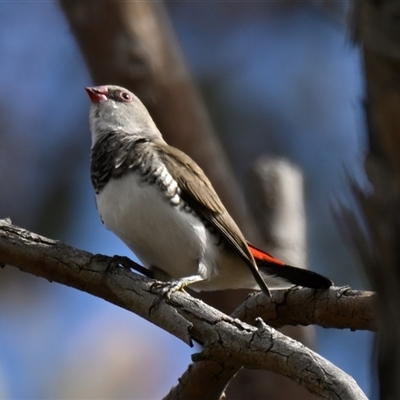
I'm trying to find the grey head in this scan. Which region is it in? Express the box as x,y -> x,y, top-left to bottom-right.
85,85 -> 165,146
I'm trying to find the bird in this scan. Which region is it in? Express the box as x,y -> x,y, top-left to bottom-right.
86,85 -> 332,298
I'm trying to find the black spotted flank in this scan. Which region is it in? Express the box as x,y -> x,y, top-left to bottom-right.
90,133 -> 151,193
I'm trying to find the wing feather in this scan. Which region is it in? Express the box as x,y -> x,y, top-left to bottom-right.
158,145 -> 271,296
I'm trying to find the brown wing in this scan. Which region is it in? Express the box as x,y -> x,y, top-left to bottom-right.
158,144 -> 271,296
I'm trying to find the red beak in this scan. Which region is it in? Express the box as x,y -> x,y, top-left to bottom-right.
85,86 -> 109,103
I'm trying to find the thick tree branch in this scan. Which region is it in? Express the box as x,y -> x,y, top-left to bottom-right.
166,316 -> 367,400
0,219 -> 368,398
167,282 -> 375,400
232,286 -> 376,331
0,219 -> 193,344
166,313 -> 369,400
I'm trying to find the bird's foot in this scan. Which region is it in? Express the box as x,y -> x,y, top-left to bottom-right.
150,280 -> 186,301
149,274 -> 203,313
149,280 -> 186,314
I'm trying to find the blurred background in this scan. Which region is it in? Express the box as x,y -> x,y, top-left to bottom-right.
0,1 -> 374,399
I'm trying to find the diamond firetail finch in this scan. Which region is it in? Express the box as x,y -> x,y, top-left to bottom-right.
86,85 -> 332,297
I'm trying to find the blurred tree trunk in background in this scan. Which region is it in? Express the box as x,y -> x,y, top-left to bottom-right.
59,1 -> 320,398
228,158 -> 318,399
59,0 -> 249,237
354,1 -> 400,398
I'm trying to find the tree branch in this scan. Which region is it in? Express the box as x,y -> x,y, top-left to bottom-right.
0,219 -> 368,398
167,283 -> 375,400
166,316 -> 368,400
232,286 -> 376,331
0,218 -> 193,344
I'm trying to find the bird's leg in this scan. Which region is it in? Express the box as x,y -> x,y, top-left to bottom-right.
149,265 -> 172,282
108,255 -> 154,278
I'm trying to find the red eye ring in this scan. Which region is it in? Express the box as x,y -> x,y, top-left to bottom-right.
119,91 -> 132,102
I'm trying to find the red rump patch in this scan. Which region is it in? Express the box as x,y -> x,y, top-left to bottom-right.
248,243 -> 285,266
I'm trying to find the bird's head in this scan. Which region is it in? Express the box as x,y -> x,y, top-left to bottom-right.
85,85 -> 163,146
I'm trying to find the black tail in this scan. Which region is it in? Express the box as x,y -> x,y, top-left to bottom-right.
257,260 -> 333,289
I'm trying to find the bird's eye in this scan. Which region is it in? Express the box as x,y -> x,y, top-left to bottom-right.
119,91 -> 132,102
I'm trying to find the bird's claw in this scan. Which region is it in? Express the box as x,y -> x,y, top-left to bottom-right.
150,280 -> 185,301
149,280 -> 185,315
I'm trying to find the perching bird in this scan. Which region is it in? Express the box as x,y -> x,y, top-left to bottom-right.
86,85 -> 332,298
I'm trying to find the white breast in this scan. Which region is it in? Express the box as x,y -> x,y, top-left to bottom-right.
96,171 -> 219,281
